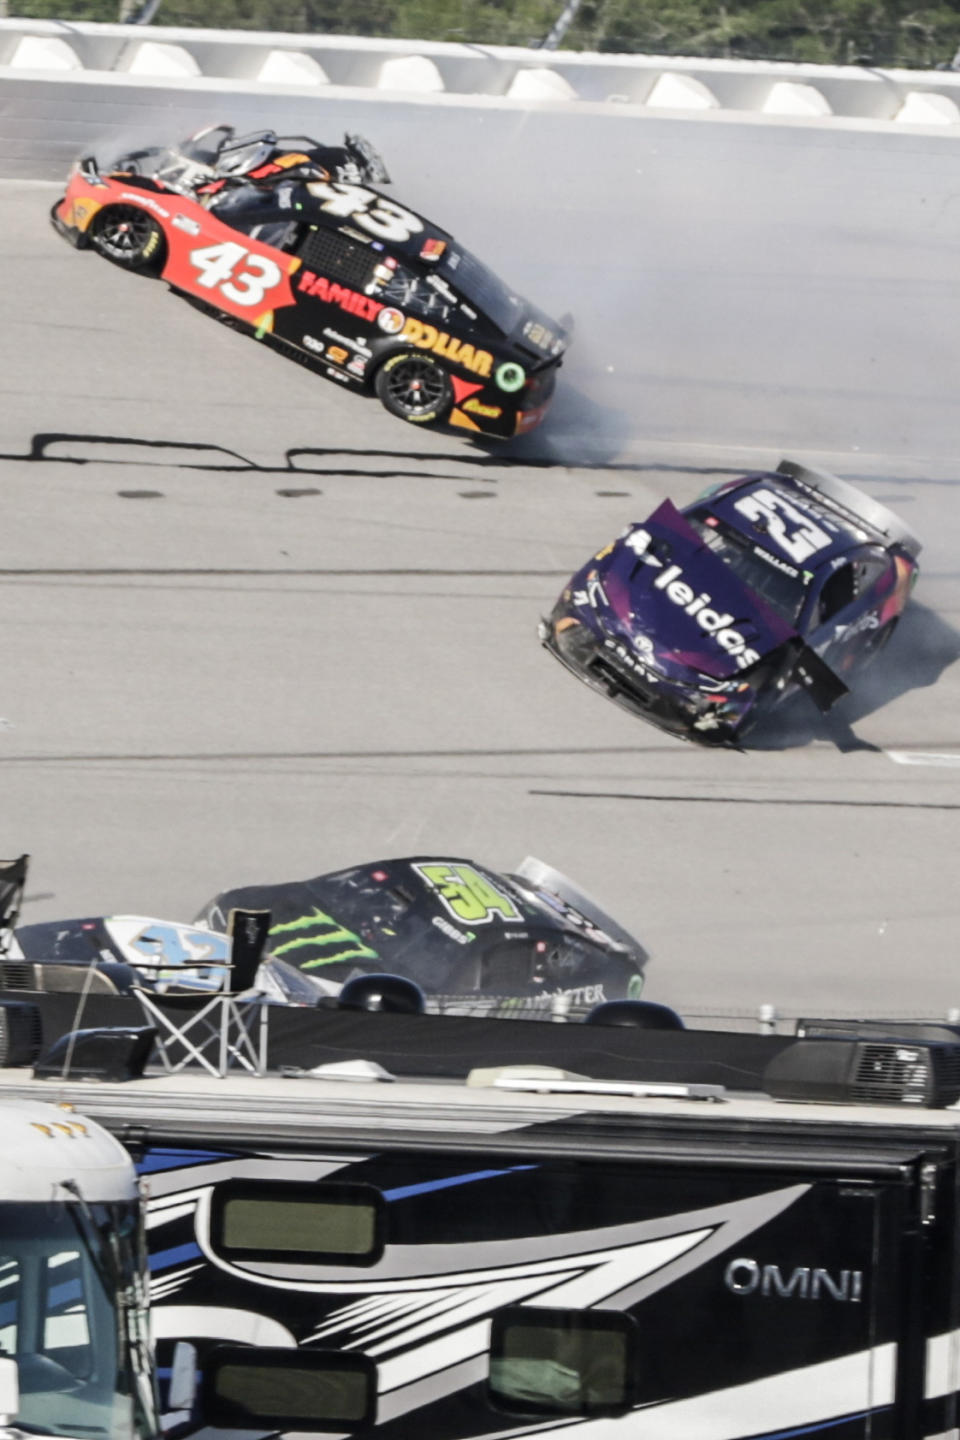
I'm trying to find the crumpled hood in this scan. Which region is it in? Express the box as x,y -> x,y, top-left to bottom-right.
586,500 -> 799,681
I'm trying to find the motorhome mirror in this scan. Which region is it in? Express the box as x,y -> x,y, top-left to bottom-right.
0,1356 -> 19,1422
201,1345 -> 376,1431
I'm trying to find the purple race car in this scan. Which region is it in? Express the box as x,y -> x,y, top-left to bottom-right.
540,459 -> 921,745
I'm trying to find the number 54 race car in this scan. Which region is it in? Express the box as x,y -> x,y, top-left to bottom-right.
51,125 -> 569,438
541,459 -> 922,745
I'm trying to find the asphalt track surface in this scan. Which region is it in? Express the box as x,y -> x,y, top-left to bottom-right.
2,110 -> 959,1025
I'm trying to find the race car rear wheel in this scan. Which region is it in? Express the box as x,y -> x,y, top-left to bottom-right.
374,352 -> 453,426
90,206 -> 165,272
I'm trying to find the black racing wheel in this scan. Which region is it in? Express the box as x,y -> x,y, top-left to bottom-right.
374,351 -> 453,426
90,205 -> 165,271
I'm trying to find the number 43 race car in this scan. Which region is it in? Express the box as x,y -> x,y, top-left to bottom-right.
51,125 -> 569,439
541,459 -> 922,746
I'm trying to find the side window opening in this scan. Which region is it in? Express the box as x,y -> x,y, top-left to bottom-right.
819,563 -> 856,622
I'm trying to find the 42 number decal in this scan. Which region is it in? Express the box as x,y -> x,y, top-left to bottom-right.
305,181 -> 424,244
733,488 -> 832,565
189,241 -> 283,307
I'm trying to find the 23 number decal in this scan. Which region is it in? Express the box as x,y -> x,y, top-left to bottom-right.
305,181 -> 424,244
733,488 -> 832,565
189,241 -> 283,307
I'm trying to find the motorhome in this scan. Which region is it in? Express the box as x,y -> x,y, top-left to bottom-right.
1,1003 -> 959,1438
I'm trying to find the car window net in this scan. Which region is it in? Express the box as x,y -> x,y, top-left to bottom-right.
297,227 -> 377,293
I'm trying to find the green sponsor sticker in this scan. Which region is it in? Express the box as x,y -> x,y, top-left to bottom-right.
495,361 -> 526,393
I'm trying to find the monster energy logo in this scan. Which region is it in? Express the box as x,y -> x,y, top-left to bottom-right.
269,908 -> 380,969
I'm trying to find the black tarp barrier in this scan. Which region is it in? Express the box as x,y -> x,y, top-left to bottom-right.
6,992 -> 792,1091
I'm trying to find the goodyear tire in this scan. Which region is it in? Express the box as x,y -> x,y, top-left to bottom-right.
374,351 -> 453,426
90,206 -> 165,272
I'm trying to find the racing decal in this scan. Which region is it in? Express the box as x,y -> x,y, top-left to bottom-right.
651,563 -> 762,669
399,318 -> 493,378
450,376 -> 484,405
188,241 -> 283,307
303,335 -> 324,354
420,237 -> 447,261
733,488 -> 832,564
573,574 -> 609,610
322,328 -> 372,356
171,214 -> 201,236
879,552 -> 915,623
327,345 -> 349,365
377,307 -> 405,334
495,361 -> 526,393
104,918 -> 230,991
411,862 -> 521,925
161,217 -> 297,321
449,408 -> 483,432
305,181 -> 423,243
119,190 -> 169,219
60,194 -> 102,231
463,397 -> 502,419
297,270 -> 385,322
752,544 -> 799,577
268,907 -> 380,968
626,529 -> 764,669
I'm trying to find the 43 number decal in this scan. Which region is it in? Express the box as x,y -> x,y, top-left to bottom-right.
305,181 -> 424,244
189,241 -> 283,307
733,488 -> 832,565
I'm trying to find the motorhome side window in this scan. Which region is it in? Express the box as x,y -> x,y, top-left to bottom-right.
209,1181 -> 385,1264
488,1306 -> 637,1418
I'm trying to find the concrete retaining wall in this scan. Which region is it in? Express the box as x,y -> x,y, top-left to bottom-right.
4,16 -> 960,180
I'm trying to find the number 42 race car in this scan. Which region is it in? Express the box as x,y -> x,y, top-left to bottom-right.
541,459 -> 922,745
51,125 -> 569,439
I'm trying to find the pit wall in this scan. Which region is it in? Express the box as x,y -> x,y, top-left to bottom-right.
3,16 -> 960,179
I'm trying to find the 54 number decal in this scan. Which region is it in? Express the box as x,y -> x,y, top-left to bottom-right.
413,862 -> 521,925
189,241 -> 283,307
306,181 -> 424,244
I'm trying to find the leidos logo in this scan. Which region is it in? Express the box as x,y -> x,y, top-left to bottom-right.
626,528 -> 761,670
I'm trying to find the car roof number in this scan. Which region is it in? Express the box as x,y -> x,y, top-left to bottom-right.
733,487 -> 832,565
306,181 -> 424,244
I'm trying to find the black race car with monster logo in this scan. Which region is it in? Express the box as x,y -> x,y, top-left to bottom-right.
195,855 -> 647,1019
50,125 -> 568,438
541,459 -> 922,745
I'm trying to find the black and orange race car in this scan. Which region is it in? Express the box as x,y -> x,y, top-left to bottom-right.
51,125 -> 569,438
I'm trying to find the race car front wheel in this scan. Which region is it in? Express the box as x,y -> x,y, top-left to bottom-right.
374,352 -> 453,426
90,206 -> 165,272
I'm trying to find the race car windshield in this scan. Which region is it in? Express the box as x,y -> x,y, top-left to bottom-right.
686,510 -> 808,624
439,247 -> 524,334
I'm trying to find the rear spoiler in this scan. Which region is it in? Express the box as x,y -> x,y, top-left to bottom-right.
776,459 -> 922,560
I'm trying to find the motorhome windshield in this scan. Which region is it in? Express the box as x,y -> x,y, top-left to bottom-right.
0,1200 -> 157,1439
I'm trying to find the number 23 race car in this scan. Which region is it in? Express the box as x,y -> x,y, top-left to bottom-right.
51,125 -> 569,439
541,460 -> 922,745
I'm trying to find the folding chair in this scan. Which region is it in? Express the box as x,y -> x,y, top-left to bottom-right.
0,855 -> 29,972
133,909 -> 273,1077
